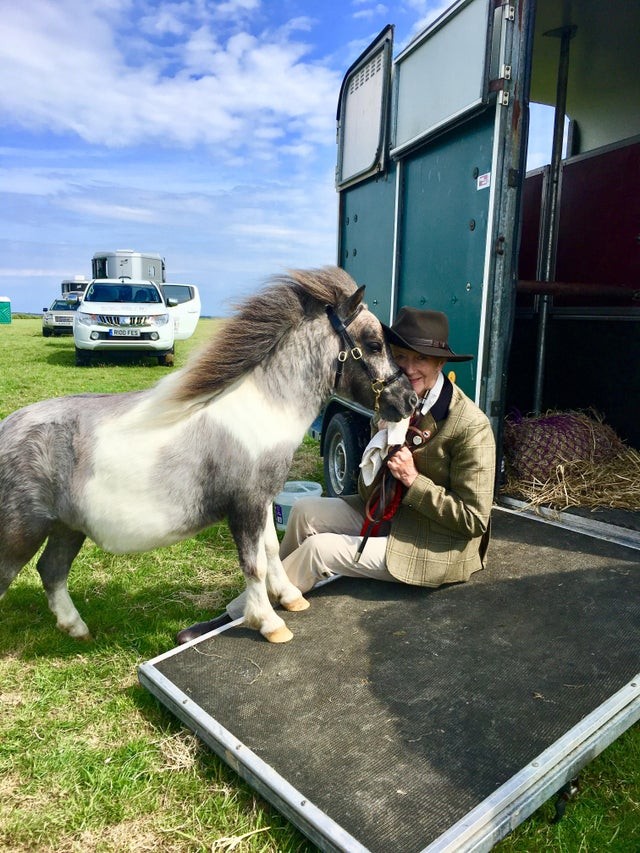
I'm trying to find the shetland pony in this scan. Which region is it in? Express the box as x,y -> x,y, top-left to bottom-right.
0,267 -> 416,642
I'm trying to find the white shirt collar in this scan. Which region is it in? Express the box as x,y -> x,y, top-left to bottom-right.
418,371 -> 445,416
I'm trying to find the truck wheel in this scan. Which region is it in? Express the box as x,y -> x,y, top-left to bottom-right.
42,328 -> 52,337
323,413 -> 366,497
157,350 -> 175,366
75,347 -> 91,366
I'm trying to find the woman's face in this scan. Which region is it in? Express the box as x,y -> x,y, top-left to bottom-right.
391,346 -> 446,399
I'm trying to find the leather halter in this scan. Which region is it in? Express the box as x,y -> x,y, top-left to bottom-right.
325,304 -> 404,411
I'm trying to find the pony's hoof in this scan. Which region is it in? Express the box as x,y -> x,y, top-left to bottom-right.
263,625 -> 293,643
62,622 -> 92,641
281,596 -> 310,612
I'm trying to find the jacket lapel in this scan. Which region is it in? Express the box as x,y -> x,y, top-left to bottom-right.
414,376 -> 454,440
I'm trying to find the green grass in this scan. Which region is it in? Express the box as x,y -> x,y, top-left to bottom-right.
0,319 -> 638,852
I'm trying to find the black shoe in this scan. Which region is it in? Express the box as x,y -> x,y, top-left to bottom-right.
175,613 -> 233,645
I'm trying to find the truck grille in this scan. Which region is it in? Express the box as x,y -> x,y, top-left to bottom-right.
97,315 -> 148,326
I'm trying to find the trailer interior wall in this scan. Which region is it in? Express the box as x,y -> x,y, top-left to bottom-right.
530,1 -> 640,151
506,0 -> 640,449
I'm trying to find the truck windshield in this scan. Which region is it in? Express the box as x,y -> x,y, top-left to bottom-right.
50,300 -> 78,311
85,284 -> 161,303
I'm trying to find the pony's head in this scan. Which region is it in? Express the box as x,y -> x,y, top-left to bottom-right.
325,278 -> 417,422
168,266 -> 416,421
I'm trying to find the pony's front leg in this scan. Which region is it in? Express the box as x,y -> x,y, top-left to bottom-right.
263,511 -> 310,613
230,510 -> 293,643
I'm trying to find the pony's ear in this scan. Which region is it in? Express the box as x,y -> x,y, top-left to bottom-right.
339,285 -> 366,320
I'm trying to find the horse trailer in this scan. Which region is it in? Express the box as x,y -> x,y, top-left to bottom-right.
318,0 -> 640,501
140,2 -> 639,850
60,276 -> 89,297
91,249 -> 166,285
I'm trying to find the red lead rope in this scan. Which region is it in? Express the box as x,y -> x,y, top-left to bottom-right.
354,421 -> 435,563
355,447 -> 406,562
360,454 -> 405,536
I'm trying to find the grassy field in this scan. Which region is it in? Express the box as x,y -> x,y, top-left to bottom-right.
0,318 -> 638,852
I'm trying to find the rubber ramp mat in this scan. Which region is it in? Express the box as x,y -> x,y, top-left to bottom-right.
140,510 -> 640,852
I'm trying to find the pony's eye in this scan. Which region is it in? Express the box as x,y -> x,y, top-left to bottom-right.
365,341 -> 383,354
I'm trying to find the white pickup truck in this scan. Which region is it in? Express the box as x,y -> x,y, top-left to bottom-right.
73,278 -> 200,366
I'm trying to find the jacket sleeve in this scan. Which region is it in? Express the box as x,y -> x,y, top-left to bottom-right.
402,416 -> 495,539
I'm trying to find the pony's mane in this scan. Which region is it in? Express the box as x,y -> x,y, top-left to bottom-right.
170,266 -> 357,403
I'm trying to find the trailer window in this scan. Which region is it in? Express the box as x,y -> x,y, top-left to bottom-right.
336,26 -> 393,188
92,257 -> 108,279
393,0 -> 494,155
527,103 -> 572,171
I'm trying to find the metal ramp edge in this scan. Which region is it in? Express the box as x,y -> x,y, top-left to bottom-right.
138,649 -> 368,853
421,674 -> 640,852
139,637 -> 640,853
498,497 -> 640,551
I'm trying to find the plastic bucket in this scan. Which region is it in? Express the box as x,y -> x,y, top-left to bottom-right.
273,481 -> 322,531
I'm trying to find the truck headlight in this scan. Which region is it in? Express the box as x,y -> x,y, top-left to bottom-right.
149,313 -> 170,326
76,312 -> 97,326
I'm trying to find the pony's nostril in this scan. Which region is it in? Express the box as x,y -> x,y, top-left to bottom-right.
410,392 -> 419,408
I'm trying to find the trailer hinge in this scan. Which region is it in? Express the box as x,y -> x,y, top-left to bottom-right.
504,5 -> 515,21
490,68 -> 511,105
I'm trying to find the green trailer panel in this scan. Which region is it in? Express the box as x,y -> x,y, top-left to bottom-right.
339,163 -> 398,324
396,109 -> 496,397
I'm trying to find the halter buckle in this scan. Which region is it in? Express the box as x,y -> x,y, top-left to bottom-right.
350,347 -> 363,360
371,378 -> 385,412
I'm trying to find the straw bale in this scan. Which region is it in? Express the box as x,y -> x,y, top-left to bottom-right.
501,410 -> 640,510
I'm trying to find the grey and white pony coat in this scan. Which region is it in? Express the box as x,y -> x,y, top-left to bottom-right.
0,267 -> 416,643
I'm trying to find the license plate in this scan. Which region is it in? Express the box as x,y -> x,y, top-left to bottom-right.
109,328 -> 141,337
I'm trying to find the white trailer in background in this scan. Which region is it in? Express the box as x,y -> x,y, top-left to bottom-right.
60,276 -> 90,296
91,250 -> 166,284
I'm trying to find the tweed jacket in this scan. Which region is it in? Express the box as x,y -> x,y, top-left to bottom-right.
358,378 -> 496,587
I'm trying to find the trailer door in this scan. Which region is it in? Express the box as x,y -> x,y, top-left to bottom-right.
337,0 -> 532,420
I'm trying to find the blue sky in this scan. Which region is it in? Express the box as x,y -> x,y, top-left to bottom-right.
1,0 -> 552,316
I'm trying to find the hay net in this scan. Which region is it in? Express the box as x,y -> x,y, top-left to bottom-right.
502,409 -> 640,511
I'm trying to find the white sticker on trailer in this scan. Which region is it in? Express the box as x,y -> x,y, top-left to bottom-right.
477,172 -> 491,190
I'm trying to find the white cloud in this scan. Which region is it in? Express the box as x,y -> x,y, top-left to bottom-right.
353,4 -> 388,22
1,0 -> 429,314
0,0 -> 340,158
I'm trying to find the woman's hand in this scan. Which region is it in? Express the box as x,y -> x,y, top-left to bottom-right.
387,445 -> 419,488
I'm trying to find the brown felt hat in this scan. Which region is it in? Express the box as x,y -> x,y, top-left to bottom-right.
382,307 -> 473,362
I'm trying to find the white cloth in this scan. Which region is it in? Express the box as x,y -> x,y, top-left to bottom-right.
359,417 -> 410,486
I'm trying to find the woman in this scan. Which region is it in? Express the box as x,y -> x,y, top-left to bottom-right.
177,307 -> 495,643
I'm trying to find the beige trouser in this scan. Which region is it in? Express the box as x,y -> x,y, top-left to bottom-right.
225,496 -> 396,619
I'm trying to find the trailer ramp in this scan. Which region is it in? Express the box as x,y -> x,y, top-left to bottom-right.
139,509 -> 640,852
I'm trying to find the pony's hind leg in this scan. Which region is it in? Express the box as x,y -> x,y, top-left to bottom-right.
36,525 -> 90,639
0,525 -> 46,600
0,555 -> 32,601
263,512 -> 310,613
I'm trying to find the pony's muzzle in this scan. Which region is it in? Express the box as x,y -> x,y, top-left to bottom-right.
379,382 -> 418,421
